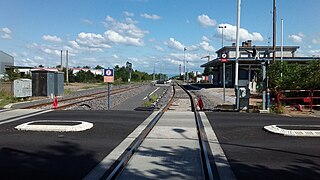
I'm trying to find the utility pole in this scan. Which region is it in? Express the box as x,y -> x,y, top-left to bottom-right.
60,50 -> 63,71
66,50 -> 69,85
273,0 -> 277,63
183,47 -> 186,83
235,0 -> 241,110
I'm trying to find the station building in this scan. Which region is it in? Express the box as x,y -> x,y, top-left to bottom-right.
200,40 -> 319,90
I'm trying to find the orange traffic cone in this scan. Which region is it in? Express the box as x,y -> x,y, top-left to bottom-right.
197,97 -> 204,111
53,97 -> 58,109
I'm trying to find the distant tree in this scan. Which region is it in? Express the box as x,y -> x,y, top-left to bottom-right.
202,67 -> 213,76
94,65 -> 104,69
4,68 -> 21,81
83,65 -> 91,69
38,64 -> 44,68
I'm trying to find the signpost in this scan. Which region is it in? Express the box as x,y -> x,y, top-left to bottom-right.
104,68 -> 114,111
221,52 -> 228,103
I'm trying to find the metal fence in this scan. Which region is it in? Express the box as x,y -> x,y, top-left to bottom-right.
0,82 -> 13,95
275,90 -> 320,112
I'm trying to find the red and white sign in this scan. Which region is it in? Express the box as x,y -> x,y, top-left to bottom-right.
221,52 -> 228,62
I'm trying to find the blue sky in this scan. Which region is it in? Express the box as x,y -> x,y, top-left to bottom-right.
0,0 -> 319,76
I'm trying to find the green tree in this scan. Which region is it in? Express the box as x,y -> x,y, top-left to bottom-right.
4,68 -> 20,81
94,65 -> 104,69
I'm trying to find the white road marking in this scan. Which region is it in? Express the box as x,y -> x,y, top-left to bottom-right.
0,109 -> 52,125
143,87 -> 160,100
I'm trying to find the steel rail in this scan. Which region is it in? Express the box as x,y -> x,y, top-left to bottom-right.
101,84 -> 176,180
22,86 -> 140,109
178,83 -> 215,180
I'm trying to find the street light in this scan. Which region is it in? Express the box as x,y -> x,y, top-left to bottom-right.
219,25 -> 227,103
183,47 -> 187,82
218,25 -> 227,47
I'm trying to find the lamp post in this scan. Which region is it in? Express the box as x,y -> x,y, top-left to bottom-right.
219,25 -> 227,103
219,25 -> 227,47
183,47 -> 187,82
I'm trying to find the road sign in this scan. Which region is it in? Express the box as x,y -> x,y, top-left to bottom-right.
104,68 -> 114,83
221,52 -> 228,62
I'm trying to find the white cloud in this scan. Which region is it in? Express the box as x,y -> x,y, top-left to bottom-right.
164,38 -> 185,51
112,54 -> 120,59
42,35 -> 62,43
312,38 -> 320,44
81,18 -> 94,25
154,45 -> 164,51
123,11 -> 134,17
288,33 -> 304,43
199,41 -> 215,52
77,32 -> 111,49
1,27 -> 12,39
1,27 -> 11,34
104,15 -> 148,38
202,36 -> 211,42
140,13 -> 162,20
216,23 -> 264,42
198,15 -> 216,27
308,49 -> 320,56
104,30 -> 144,46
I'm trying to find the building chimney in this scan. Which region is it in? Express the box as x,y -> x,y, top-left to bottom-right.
247,40 -> 252,47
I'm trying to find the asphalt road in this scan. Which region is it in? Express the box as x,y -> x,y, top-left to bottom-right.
0,110 -> 152,179
205,112 -> 320,180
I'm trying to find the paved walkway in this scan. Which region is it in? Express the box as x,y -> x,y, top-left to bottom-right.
118,112 -> 203,179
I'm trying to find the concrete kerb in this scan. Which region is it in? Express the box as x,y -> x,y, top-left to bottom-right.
199,112 -> 236,180
15,120 -> 93,132
264,125 -> 320,137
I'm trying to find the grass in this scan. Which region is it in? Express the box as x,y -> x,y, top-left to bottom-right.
0,92 -> 19,108
144,94 -> 159,107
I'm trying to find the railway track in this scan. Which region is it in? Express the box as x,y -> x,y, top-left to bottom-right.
87,82 -> 216,179
19,85 -> 141,110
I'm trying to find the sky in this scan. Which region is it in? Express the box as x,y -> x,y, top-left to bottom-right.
0,0 -> 319,76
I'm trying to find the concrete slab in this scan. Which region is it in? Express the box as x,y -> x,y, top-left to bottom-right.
118,139 -> 203,180
118,111 -> 204,179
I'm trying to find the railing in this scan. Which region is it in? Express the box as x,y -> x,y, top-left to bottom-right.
275,90 -> 320,112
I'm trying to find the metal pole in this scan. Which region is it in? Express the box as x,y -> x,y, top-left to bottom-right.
153,62 -> 155,81
235,0 -> 241,110
273,0 -> 277,63
262,62 -> 266,110
223,63 -> 226,102
108,82 -> 110,111
66,50 -> 69,85
184,48 -> 186,82
60,50 -> 63,71
281,19 -> 284,77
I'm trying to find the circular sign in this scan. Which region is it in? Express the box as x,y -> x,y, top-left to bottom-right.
106,69 -> 112,76
221,53 -> 227,58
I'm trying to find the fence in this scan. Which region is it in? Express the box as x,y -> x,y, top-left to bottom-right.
275,90 -> 320,112
0,82 -> 13,95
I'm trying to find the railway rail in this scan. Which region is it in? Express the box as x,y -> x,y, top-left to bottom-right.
18,85 -> 141,110
89,82 -> 215,180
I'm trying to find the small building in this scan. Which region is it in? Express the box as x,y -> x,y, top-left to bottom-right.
200,40 -> 319,88
0,50 -> 14,78
31,70 -> 64,97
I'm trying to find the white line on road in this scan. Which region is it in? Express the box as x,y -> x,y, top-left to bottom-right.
0,109 -> 52,125
143,87 -> 160,100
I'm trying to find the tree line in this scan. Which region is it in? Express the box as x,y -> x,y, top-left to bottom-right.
267,60 -> 320,91
3,65 -> 167,84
